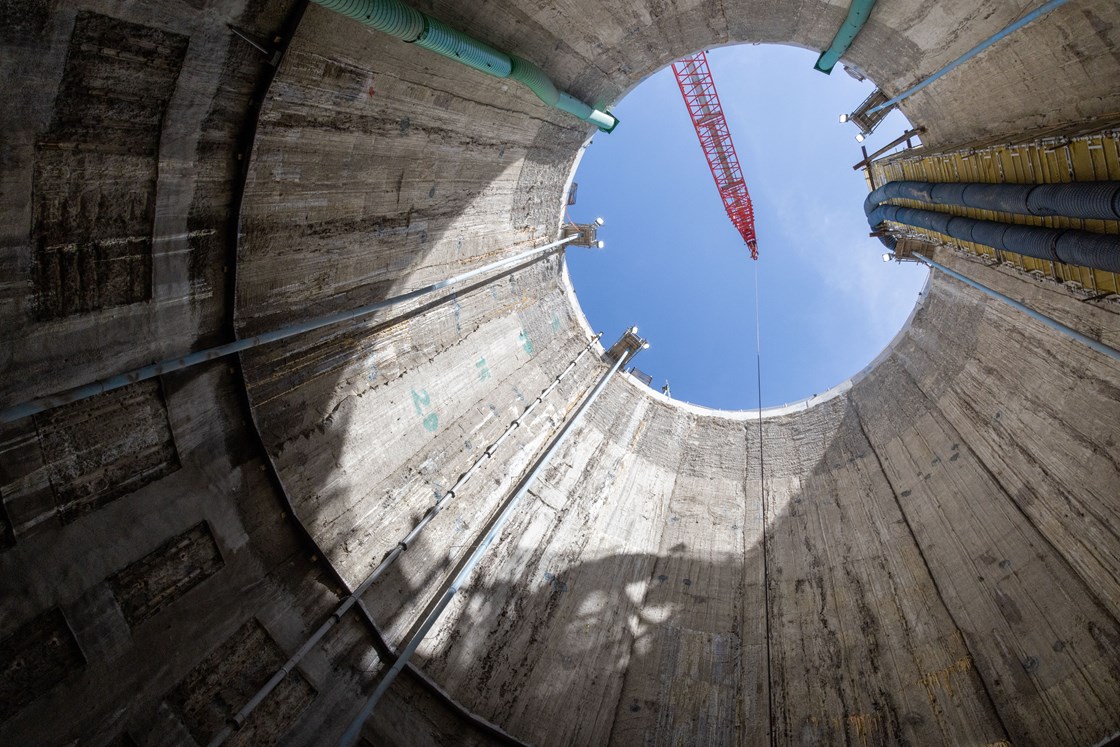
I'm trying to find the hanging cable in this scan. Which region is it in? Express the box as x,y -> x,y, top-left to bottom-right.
753,261 -> 775,744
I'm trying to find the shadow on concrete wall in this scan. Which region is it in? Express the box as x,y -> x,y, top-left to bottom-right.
351,395 -> 1120,747
228,9 -> 1120,747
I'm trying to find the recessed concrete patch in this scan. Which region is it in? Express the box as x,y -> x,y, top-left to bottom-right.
0,495 -> 14,550
108,521 -> 224,628
33,380 -> 180,524
0,608 -> 86,722
31,11 -> 189,320
166,618 -> 315,746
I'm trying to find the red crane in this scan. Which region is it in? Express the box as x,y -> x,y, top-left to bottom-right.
671,52 -> 759,259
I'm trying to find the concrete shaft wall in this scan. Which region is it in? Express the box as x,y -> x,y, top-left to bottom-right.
2,0 -> 1119,745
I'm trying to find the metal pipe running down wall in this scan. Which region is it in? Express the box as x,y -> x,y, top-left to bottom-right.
868,0 -> 1073,114
206,332 -> 604,746
337,328 -> 648,747
311,0 -> 618,132
905,252 -> 1120,363
0,236 -> 576,424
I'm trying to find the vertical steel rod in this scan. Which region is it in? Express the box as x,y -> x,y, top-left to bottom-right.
1,237 -> 575,424
206,331 -> 603,747
337,332 -> 642,746
912,252 -> 1120,362
868,0 -> 1073,114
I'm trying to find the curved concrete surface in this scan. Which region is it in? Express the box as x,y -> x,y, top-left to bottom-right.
2,0 -> 1119,745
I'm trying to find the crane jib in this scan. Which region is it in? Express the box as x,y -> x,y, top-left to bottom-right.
671,51 -> 759,259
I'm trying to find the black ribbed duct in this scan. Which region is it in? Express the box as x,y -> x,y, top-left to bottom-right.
865,179 -> 1120,221
865,179 -> 1120,271
867,204 -> 1120,272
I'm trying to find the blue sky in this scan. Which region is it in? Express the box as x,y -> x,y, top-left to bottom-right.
566,44 -> 928,410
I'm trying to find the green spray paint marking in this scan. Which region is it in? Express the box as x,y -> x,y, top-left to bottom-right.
476,357 -> 491,382
551,314 -> 562,332
411,388 -> 439,432
519,330 -> 533,355
411,388 -> 429,415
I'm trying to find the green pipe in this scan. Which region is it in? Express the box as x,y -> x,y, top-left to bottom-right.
509,55 -> 559,106
814,0 -> 877,74
312,0 -> 618,132
415,17 -> 511,76
315,0 -> 423,38
507,56 -> 616,131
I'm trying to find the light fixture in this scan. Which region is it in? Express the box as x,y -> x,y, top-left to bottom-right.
882,253 -> 892,262
595,240 -> 605,249
839,113 -> 849,123
594,217 -> 605,226
642,342 -> 650,349
630,325 -> 639,334
855,132 -> 866,143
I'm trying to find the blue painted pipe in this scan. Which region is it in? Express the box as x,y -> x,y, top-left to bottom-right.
815,0 -> 878,74
869,0 -> 1072,113
0,237 -> 576,424
908,252 -> 1120,363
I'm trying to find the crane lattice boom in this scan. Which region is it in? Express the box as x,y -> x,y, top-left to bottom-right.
671,52 -> 759,259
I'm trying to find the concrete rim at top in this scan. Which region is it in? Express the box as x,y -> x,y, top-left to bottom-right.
560,255 -> 934,419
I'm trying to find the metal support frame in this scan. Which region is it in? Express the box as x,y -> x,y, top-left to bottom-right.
563,222 -> 602,248
843,88 -> 892,138
852,127 -> 926,171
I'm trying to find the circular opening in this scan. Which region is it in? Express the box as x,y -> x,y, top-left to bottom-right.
566,45 -> 928,410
